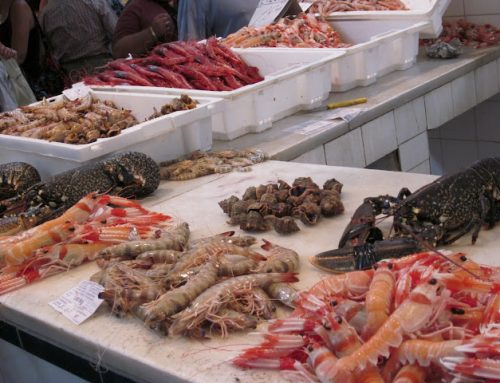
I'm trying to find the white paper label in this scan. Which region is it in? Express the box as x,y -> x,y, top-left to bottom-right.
249,0 -> 290,27
286,120 -> 334,135
322,108 -> 365,122
63,83 -> 90,101
299,2 -> 312,11
49,281 -> 104,325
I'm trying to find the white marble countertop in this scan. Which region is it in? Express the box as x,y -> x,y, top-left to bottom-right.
0,161 -> 499,383
212,46 -> 500,162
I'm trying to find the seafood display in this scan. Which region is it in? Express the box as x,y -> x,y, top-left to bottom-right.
219,177 -> 344,234
307,0 -> 408,13
234,251 -> 500,382
0,192 -> 172,294
147,95 -> 198,120
312,157 -> 500,273
159,149 -> 266,181
84,38 -> 263,91
421,19 -> 500,49
92,232 -> 300,337
0,152 -> 160,236
222,13 -> 348,48
0,94 -> 137,144
0,162 -> 40,201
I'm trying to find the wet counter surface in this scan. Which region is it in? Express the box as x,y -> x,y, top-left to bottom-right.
0,161 -> 499,383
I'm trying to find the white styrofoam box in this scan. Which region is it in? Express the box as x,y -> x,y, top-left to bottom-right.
233,20 -> 428,92
0,91 -> 221,179
323,0 -> 451,38
92,53 -> 342,141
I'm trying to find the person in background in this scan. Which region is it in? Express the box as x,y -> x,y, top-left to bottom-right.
0,0 -> 41,94
112,0 -> 177,58
177,0 -> 260,41
0,56 -> 18,112
39,0 -> 117,82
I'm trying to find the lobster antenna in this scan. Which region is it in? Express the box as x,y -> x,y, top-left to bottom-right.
399,223 -> 481,280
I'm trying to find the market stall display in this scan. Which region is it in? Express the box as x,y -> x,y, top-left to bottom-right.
84,38 -> 264,91
222,13 -> 349,48
0,92 -> 220,178
218,176 -> 344,234
307,0 -> 408,13
159,149 -> 267,180
0,152 -> 160,236
234,251 -> 499,382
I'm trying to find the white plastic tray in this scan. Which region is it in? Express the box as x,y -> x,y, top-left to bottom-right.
323,0 -> 451,38
91,53 -> 343,141
0,91 -> 221,179
233,20 -> 429,92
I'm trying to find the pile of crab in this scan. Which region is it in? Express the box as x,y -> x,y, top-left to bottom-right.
233,251 -> 500,382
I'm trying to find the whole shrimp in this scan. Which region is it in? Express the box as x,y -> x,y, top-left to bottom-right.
169,272 -> 298,336
254,239 -> 299,273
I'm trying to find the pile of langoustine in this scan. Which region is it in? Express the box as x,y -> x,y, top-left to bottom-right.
0,94 -> 137,144
0,192 -> 172,294
222,13 -> 349,49
422,19 -> 500,49
306,0 -> 407,13
90,228 -> 300,337
84,38 -> 263,91
233,251 -> 500,382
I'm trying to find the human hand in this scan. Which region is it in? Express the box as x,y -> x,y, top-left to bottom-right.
150,13 -> 175,42
0,43 -> 17,60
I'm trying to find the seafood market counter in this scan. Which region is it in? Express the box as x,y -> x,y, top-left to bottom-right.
0,161 -> 499,383
213,46 -> 500,171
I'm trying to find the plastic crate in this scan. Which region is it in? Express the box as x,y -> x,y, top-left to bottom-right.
0,91 -> 221,179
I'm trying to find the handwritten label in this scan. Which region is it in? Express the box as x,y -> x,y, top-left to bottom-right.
49,281 -> 104,325
249,0 -> 291,27
63,83 -> 90,101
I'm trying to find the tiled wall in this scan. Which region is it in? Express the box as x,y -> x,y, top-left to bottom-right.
445,0 -> 500,27
428,91 -> 500,174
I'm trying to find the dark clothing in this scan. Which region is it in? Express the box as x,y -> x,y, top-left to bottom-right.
113,0 -> 177,44
177,0 -> 260,41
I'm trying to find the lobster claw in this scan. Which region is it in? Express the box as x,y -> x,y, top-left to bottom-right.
310,237 -> 422,273
338,201 -> 383,248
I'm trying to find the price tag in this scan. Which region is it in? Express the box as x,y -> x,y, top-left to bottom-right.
286,120 -> 334,135
49,281 -> 105,325
248,0 -> 291,28
299,2 -> 312,11
63,83 -> 90,101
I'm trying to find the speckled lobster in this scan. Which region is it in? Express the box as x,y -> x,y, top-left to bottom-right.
0,152 -> 160,236
311,157 -> 500,272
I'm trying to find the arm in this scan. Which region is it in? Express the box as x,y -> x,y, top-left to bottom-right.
9,0 -> 34,65
113,28 -> 158,58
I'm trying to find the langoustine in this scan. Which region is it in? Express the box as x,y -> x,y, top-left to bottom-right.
233,251 -> 500,382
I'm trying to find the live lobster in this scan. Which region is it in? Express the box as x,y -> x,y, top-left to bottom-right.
311,157 -> 500,272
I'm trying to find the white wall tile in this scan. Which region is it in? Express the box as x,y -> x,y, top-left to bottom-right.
465,15 -> 500,28
444,0 -> 464,17
477,141 -> 500,157
399,132 -> 430,172
292,146 -> 326,165
394,97 -> 427,144
361,112 -> 397,165
475,101 -> 500,141
325,128 -> 366,167
451,72 -> 477,117
408,159 -> 431,175
464,0 -> 500,16
425,84 -> 454,130
475,61 -> 500,104
429,138 -> 444,175
441,139 -> 479,173
439,109 -> 476,140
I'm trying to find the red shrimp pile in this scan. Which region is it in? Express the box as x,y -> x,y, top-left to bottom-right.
83,38 -> 263,91
233,251 -> 500,382
422,19 -> 500,49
